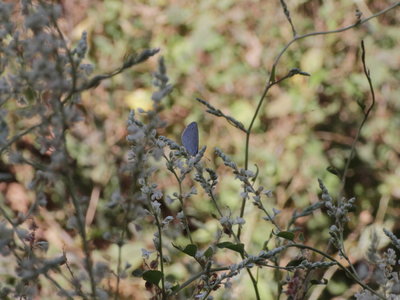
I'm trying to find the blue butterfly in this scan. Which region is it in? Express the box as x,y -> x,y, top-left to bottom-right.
181,122 -> 199,156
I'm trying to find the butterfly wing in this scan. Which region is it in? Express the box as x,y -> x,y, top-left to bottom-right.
181,122 -> 199,155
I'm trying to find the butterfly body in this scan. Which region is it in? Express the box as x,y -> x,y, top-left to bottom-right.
181,122 -> 199,155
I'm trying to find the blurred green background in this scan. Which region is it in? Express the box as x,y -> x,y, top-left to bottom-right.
4,0 -> 400,299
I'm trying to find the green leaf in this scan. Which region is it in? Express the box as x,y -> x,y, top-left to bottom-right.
131,268 -> 144,277
142,270 -> 163,285
172,243 -> 198,258
204,246 -> 214,259
326,166 -> 341,178
216,242 -> 244,255
286,258 -> 304,267
277,231 -> 294,241
182,244 -> 197,257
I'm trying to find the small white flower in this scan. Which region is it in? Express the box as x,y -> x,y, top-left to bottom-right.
162,216 -> 174,226
141,248 -> 153,259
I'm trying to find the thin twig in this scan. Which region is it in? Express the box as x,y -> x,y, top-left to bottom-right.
65,174 -> 97,299
287,243 -> 385,300
164,155 -> 194,244
44,273 -> 74,300
64,254 -> 89,300
279,0 -> 297,37
0,123 -> 42,155
49,12 -> 78,105
239,1 -> 399,239
232,4 -> 400,298
271,2 -> 400,76
239,69 -> 309,239
339,40 -> 375,198
0,197 -> 74,300
145,192 -> 166,300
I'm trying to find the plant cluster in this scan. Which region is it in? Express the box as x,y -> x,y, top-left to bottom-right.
0,1 -> 399,300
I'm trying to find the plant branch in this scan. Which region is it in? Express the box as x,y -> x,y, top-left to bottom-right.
146,193 -> 166,300
164,155 -> 194,244
339,40 -> 375,198
0,123 -> 42,155
287,243 -> 385,299
271,2 -> 400,77
239,1 -> 399,239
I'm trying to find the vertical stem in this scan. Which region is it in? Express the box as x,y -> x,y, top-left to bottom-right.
156,217 -> 166,300
54,92 -> 97,298
115,141 -> 149,298
47,8 -> 97,297
246,269 -> 261,300
238,82 -> 272,239
114,241 -> 123,300
65,175 -> 97,299
339,41 -> 375,200
178,194 -> 194,244
148,195 -> 166,300
166,157 -> 194,244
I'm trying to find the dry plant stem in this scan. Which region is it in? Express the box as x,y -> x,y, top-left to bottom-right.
116,116 -> 163,298
66,179 -> 96,299
50,0 -> 159,106
245,267 -> 260,300
217,244 -> 384,300
56,99 -> 96,298
287,244 -> 385,300
146,194 -> 166,300
298,41 -> 375,298
53,90 -> 97,299
0,123 -> 42,155
0,9 -> 158,157
49,12 -> 78,104
239,72 -> 303,239
44,273 -> 74,300
197,241 -> 385,300
339,40 -> 376,199
113,241 -> 123,300
152,236 -> 384,299
235,5 -> 398,298
200,269 -> 255,300
171,266 -> 228,296
177,197 -> 194,244
166,159 -> 194,244
315,40 -> 376,299
200,176 -> 240,243
254,196 -> 281,231
273,1 -> 400,72
156,217 -> 166,300
65,175 -> 97,299
0,67 -> 151,159
209,192 -> 223,218
204,179 -> 261,299
115,128 -> 160,298
240,2 -> 400,240
8,10 -> 97,295
65,258 -> 89,300
0,200 -> 74,299
115,149 -> 146,300
173,261 -> 303,296
0,202 -> 23,242
279,0 -> 296,37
